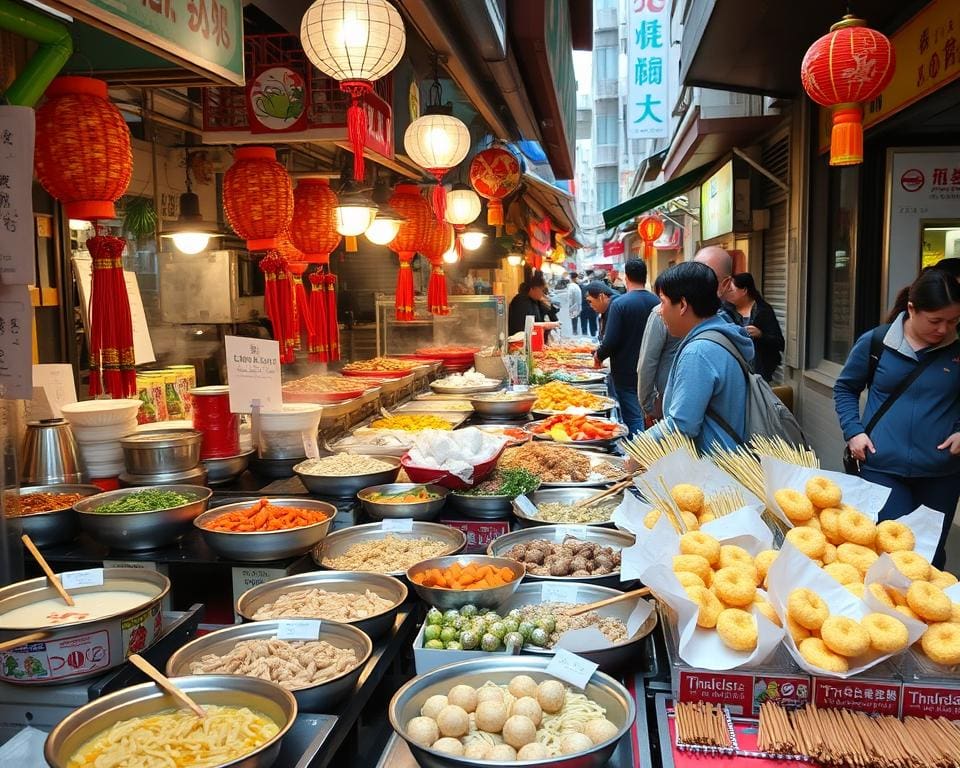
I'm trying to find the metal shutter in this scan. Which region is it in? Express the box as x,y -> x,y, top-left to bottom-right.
760,134 -> 789,383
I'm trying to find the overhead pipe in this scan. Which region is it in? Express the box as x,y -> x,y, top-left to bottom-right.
0,0 -> 73,107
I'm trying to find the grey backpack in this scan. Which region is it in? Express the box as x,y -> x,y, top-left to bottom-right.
699,330 -> 807,448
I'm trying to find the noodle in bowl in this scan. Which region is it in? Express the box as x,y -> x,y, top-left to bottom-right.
45,674 -> 297,768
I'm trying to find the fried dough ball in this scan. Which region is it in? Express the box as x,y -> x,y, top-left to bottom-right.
436,705 -> 470,738
823,562 -> 861,586
716,608 -> 758,652
675,571 -> 706,590
921,622 -> 960,666
805,476 -> 843,509
867,582 -> 895,608
679,531 -> 721,566
875,520 -> 916,554
819,508 -> 843,545
820,615 -> 871,658
719,544 -> 757,577
671,483 -> 704,513
896,604 -> 920,621
861,613 -> 910,653
643,509 -> 662,530
673,554 -> 712,583
786,615 -> 812,644
799,637 -> 849,673
786,526 -> 826,560
754,550 -> 779,582
907,581 -> 953,622
406,717 -> 440,747
787,588 -> 829,631
822,542 -> 838,564
775,489 -> 815,523
930,567 -> 959,590
837,543 -> 879,576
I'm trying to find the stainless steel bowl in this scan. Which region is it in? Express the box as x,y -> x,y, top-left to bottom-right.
75,485 -> 212,550
430,380 -> 502,395
497,582 -> 658,671
236,571 -> 407,641
389,656 -> 636,768
407,555 -> 525,610
357,483 -> 449,521
446,492 -> 513,519
512,488 -> 624,528
118,466 -> 208,487
8,484 -> 102,547
120,429 -> 202,474
203,449 -> 255,485
486,525 -> 635,588
45,674 -> 297,768
468,392 -> 536,417
194,498 -> 335,562
293,455 -> 402,497
0,568 -> 170,685
313,521 -> 466,577
166,619 -> 372,712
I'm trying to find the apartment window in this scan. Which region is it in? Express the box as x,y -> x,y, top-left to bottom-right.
596,114 -> 617,145
597,181 -> 619,211
824,165 -> 860,364
596,46 -> 617,82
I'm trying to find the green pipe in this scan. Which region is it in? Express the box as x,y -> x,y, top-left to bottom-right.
0,0 -> 73,107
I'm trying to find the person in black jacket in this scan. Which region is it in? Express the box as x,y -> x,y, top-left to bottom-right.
508,272 -> 559,337
728,272 -> 785,381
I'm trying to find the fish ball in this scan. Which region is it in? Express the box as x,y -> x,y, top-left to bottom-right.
502,715 -> 538,749
584,718 -> 619,745
475,699 -> 509,732
560,732 -> 595,755
432,737 -> 464,756
510,696 -> 543,727
508,674 -> 539,699
464,743 -> 490,759
421,694 -> 448,719
537,679 -> 566,714
405,716 -> 439,747
436,705 -> 470,738
517,742 -> 550,760
447,684 -> 478,713
476,686 -> 504,706
487,743 -> 518,761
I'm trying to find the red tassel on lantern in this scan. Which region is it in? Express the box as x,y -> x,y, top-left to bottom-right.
387,185 -> 433,321
284,257 -> 314,352
396,254 -> 416,321
325,273 -> 340,361
86,232 -> 136,398
422,219 -> 451,316
341,81 -> 372,181
308,271 -> 329,363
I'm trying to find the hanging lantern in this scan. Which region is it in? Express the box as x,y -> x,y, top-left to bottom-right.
301,0 -> 406,180
801,16 -> 895,166
469,146 -> 521,229
422,219 -> 452,315
290,179 -> 341,263
387,185 -> 432,320
223,146 -> 294,250
459,227 -> 486,251
34,77 -> 132,221
444,184 -> 482,227
637,215 -> 664,260
335,181 -> 377,251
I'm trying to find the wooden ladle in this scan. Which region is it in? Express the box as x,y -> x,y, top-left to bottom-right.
567,586 -> 652,616
21,534 -> 74,606
129,654 -> 206,718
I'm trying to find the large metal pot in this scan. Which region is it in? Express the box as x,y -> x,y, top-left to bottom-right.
120,429 -> 202,474
0,567 -> 170,685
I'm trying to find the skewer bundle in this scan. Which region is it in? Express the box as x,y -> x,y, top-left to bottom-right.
675,701 -> 731,747
757,702 -> 960,767
707,488 -> 747,518
710,436 -> 820,501
623,430 -> 699,469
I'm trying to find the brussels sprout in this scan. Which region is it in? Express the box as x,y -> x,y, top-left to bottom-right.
425,639 -> 445,650
536,617 -> 557,634
502,618 -> 520,635
459,604 -> 479,618
484,613 -> 502,626
529,628 -> 550,647
517,621 -> 536,640
445,641 -> 463,651
481,633 -> 501,652
426,608 -> 443,626
440,627 -> 460,643
488,621 -> 507,640
504,632 -> 525,651
443,609 -> 461,625
460,630 -> 479,650
424,625 -> 442,642
506,608 -> 523,621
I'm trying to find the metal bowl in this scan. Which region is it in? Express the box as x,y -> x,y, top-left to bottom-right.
446,492 -> 513,519
430,380 -> 502,395
8,484 -> 102,547
389,656 -> 636,768
496,582 -> 658,671
313,521 -> 466,578
293,456 -> 402,497
236,571 -> 407,641
44,674 -> 297,768
486,525 -> 635,588
512,488 -> 624,528
525,417 -> 627,449
468,392 -> 536,417
120,429 -> 202,474
75,485 -> 212,551
0,568 -> 170,685
407,555 -> 525,610
118,466 -> 208,487
357,483 -> 449,521
203,449 -> 255,485
166,619 -> 372,712
194,498 -> 335,562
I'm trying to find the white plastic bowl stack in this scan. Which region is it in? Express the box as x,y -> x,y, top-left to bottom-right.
257,404 -> 323,460
60,399 -> 141,479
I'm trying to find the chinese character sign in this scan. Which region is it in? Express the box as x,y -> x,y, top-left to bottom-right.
0,106 -> 36,286
627,0 -> 670,139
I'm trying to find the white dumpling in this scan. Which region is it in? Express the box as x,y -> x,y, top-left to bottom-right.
421,694 -> 448,719
436,705 -> 470,738
406,716 -> 439,747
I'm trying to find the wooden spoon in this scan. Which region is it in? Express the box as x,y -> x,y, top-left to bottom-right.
21,534 -> 74,606
566,586 -> 652,616
128,654 -> 206,718
0,631 -> 49,652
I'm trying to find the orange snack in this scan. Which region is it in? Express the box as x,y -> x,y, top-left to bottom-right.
411,562 -> 518,590
529,414 -> 621,441
204,498 -> 329,532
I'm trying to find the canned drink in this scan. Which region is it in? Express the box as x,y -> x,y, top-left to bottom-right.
191,385 -> 239,458
159,369 -> 185,420
168,365 -> 197,419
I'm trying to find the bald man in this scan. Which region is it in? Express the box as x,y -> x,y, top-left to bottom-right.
694,245 -> 739,324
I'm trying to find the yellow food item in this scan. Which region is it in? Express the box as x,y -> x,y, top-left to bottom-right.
370,414 -> 452,431
532,381 -> 609,412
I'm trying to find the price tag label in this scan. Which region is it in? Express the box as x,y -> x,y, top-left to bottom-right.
540,583 -> 579,604
514,495 -> 539,517
302,431 -> 320,460
60,568 -> 104,589
276,620 -> 322,641
563,525 -> 590,540
546,648 -> 599,690
381,518 -> 414,532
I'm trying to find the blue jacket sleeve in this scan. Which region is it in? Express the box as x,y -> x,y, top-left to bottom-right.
595,302 -> 622,363
833,331 -> 873,441
659,345 -> 721,439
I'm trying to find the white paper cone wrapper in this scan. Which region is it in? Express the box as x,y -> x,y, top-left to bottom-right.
639,450 -> 765,509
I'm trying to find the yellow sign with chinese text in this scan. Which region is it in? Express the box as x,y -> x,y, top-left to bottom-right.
818,0 -> 960,152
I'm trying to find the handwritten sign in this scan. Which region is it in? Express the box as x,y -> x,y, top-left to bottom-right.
0,106 -> 35,285
28,364 -> 77,420
276,619 -> 322,641
0,284 -> 32,399
61,568 -> 105,589
381,518 -> 414,532
541,583 -> 580,604
546,648 -> 599,690
224,335 -> 282,413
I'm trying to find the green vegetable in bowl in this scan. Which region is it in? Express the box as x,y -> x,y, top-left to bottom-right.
463,468 -> 540,498
93,489 -> 191,514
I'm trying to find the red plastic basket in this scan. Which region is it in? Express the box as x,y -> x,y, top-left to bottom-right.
400,445 -> 504,490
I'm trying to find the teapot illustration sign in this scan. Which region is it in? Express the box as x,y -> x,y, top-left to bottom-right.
247,67 -> 308,133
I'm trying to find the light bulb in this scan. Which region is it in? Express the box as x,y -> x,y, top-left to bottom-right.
365,217 -> 401,245
460,231 -> 486,251
69,219 -> 92,231
339,10 -> 369,48
442,247 -> 459,264
336,205 -> 376,237
507,253 -> 522,266
170,232 -> 211,254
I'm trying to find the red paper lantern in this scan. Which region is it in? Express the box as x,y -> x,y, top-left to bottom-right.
469,146 -> 521,227
34,77 -> 132,221
387,185 -> 432,321
801,16 -> 895,166
637,215 -> 664,260
289,179 -> 341,264
223,146 -> 294,250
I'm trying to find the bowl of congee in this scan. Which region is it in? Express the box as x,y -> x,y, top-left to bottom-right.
0,567 -> 170,685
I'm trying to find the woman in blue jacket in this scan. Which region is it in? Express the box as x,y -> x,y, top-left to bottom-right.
834,268 -> 960,567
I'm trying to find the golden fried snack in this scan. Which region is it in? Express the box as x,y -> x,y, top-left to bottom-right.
875,520 -> 916,554
838,509 -> 877,548
891,550 -> 931,582
675,571 -> 706,590
906,581 -> 952,622
823,562 -> 861,586
754,597 -> 782,627
805,476 -> 842,509
775,489 -> 814,523
920,622 -> 960,666
786,615 -> 811,644
785,527 -> 826,560
679,531 -> 720,566
929,567 -> 959,590
861,613 -> 909,653
845,582 -> 866,598
895,604 -> 920,621
671,483 -> 704,514
820,615 -> 871,658
822,542 -> 838,564
787,588 -> 829,631
673,554 -> 712,584
836,543 -> 879,576
867,583 -> 895,608
754,550 -> 778,582
712,567 -> 757,607
685,585 -> 724,629
716,608 -> 758,652
799,637 -> 849,673
819,508 -> 843,545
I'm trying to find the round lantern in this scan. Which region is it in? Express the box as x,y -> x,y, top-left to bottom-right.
290,179 -> 341,263
387,185 -> 432,321
444,184 -> 482,226
301,0 -> 406,180
223,147 -> 294,250
637,215 -> 664,260
469,146 -> 521,227
34,77 -> 132,220
404,106 -> 471,221
801,16 -> 895,166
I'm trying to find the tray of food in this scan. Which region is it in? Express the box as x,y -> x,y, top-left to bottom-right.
499,443 -> 628,487
525,414 -> 627,446
430,369 -> 503,395
282,374 -> 377,404
395,399 -> 475,414
447,468 -> 542,519
468,391 -> 537,418
294,454 -> 402,496
341,357 -> 419,377
361,413 -> 469,432
512,487 -> 624,527
530,381 -> 616,416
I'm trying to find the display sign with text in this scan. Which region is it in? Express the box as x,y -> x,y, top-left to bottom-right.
224,335 -> 282,413
627,0 -> 670,139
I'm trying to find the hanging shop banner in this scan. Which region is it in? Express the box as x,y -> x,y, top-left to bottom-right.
819,0 -> 960,152
48,0 -> 245,86
603,241 -> 626,258
0,107 -> 35,286
246,67 -> 309,134
627,0 -> 670,139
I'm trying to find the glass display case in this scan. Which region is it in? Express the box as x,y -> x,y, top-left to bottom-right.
374,295 -> 507,356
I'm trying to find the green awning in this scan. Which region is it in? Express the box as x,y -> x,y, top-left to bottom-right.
602,162 -> 713,229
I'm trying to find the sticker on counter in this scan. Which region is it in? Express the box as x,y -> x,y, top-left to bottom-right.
276,620 -> 322,641
381,518 -> 414,532
61,568 -> 104,589
0,630 -> 111,682
545,649 -> 598,690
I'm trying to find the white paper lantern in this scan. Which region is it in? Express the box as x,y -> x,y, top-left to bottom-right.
444,185 -> 482,226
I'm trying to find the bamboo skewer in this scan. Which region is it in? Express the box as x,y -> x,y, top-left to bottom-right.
574,472 -> 639,509
128,654 -> 206,718
566,586 -> 652,616
21,534 -> 74,606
